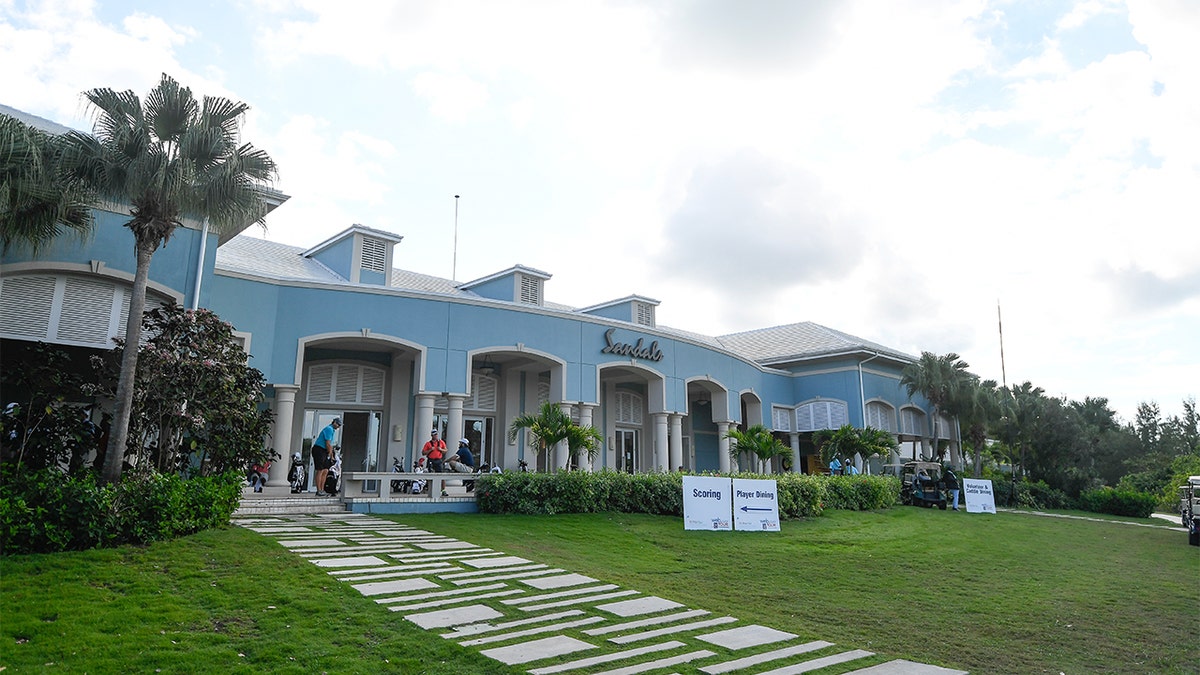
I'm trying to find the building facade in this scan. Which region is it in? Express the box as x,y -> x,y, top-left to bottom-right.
0,107 -> 958,489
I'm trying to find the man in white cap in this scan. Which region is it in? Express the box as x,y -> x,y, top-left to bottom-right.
455,438 -> 475,491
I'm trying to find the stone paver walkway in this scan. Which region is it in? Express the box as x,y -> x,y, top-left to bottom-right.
235,513 -> 967,674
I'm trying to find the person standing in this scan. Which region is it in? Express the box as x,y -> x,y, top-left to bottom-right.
312,418 -> 340,496
828,457 -> 842,476
422,429 -> 447,473
943,464 -> 961,511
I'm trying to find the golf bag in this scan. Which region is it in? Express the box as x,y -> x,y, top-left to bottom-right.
287,452 -> 306,494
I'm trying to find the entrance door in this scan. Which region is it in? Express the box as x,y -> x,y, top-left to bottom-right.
463,417 -> 494,468
616,428 -> 639,474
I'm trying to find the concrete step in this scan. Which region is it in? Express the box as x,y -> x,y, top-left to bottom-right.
234,493 -> 347,517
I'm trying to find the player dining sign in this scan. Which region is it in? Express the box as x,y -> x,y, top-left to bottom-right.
682,476 -> 780,532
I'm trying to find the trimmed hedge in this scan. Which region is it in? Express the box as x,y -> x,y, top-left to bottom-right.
1077,486 -> 1158,518
474,470 -> 899,517
0,467 -> 243,555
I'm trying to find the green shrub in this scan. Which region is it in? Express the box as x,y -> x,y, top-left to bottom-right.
1078,487 -> 1158,518
0,467 -> 243,555
992,478 -> 1074,510
475,470 -> 895,518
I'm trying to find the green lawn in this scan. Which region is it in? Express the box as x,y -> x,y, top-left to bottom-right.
2,508 -> 1196,674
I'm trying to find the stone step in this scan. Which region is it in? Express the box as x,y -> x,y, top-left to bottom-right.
234,495 -> 347,517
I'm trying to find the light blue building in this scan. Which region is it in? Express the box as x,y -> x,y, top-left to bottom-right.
1,105 -> 957,489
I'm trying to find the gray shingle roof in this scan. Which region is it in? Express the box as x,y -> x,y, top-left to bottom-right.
1,103 -> 78,135
216,236 -> 913,366
216,237 -> 347,282
717,322 -> 915,364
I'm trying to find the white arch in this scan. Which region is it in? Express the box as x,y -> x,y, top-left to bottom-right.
1,261 -> 184,304
684,375 -> 732,421
595,361 -> 667,412
464,345 -> 566,399
294,332 -> 427,388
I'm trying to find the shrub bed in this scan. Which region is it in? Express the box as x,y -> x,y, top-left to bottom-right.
1077,486 -> 1158,518
0,468 -> 243,555
474,470 -> 898,517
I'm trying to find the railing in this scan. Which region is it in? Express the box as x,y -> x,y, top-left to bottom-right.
340,471 -> 477,502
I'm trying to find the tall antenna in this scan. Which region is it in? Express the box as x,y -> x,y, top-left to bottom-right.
452,195 -> 460,282
997,299 -> 1007,388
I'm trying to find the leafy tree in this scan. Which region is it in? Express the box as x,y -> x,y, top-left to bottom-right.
507,402 -> 601,471
813,424 -> 897,471
1,112 -> 95,253
725,424 -> 789,473
0,343 -> 97,473
65,74 -> 277,483
87,303 -> 273,477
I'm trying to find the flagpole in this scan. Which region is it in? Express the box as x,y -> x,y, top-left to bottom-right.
997,299 -> 1007,388
452,195 -> 460,282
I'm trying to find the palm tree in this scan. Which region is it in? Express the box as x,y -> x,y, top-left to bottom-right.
900,351 -> 971,463
814,424 -> 898,472
1,112 -> 95,253
956,377 -> 1000,477
508,402 -> 602,471
725,424 -> 789,473
65,74 -> 277,483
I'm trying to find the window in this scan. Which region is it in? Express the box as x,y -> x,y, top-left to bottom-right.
616,391 -> 643,425
772,406 -> 793,432
635,302 -> 655,327
306,364 -> 386,405
0,274 -> 165,348
360,237 -> 387,274
519,274 -> 541,305
795,400 -> 849,432
866,401 -> 896,433
900,407 -> 926,436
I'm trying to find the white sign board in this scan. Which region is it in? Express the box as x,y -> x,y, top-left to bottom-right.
733,478 -> 780,531
682,475 -> 732,530
963,478 -> 996,514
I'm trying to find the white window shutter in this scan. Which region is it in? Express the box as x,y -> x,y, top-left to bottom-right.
0,275 -> 56,340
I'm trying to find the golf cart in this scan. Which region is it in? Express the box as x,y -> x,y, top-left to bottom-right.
900,461 -> 947,510
1179,475 -> 1200,546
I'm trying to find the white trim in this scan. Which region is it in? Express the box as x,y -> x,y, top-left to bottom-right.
294,332 -> 428,391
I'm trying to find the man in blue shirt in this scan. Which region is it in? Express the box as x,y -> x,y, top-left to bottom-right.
312,418 -> 340,496
456,438 -> 476,492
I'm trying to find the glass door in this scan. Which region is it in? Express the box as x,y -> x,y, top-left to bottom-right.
463,416 -> 493,468
616,428 -> 639,474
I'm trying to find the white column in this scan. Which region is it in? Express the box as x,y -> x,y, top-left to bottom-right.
668,413 -> 683,472
790,432 -> 801,474
578,403 -> 597,472
447,395 -> 466,451
267,385 -> 299,486
653,413 -> 669,472
557,402 -> 574,471
415,393 -> 436,454
717,421 -> 731,474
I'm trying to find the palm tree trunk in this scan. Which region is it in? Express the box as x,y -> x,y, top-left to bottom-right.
101,240 -> 153,484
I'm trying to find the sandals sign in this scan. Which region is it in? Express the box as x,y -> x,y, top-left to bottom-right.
601,328 -> 664,362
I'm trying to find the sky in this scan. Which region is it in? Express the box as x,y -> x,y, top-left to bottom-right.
2,0 -> 1197,424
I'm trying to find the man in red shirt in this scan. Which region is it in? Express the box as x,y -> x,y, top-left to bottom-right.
422,429 -> 446,473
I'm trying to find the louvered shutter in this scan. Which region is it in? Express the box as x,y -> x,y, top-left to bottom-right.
307,365 -> 335,403
795,404 -> 814,431
470,375 -> 498,412
58,277 -> 116,344
360,367 -> 385,405
772,406 -> 792,432
0,275 -> 55,339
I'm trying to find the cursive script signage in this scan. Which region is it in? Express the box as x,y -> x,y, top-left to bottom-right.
601,328 -> 664,362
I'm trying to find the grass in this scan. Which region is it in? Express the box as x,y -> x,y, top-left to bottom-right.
0,526 -> 522,674
1,508 -> 1196,674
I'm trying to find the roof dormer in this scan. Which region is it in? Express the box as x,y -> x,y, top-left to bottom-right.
459,265 -> 552,306
578,295 -> 660,328
302,225 -> 403,285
